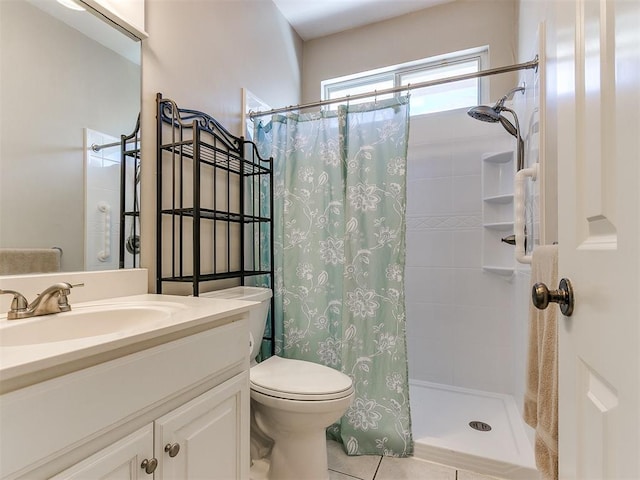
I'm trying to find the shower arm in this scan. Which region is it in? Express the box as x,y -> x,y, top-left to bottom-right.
494,86 -> 526,112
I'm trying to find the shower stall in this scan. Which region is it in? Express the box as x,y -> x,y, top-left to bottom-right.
248,58 -> 542,479
405,81 -> 539,479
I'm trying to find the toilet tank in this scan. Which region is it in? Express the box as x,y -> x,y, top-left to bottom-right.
199,286 -> 272,361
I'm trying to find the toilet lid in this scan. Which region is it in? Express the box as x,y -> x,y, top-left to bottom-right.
250,356 -> 353,401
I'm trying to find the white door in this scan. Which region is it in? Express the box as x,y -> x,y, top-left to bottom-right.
154,373 -> 250,480
49,425 -> 154,480
555,0 -> 640,478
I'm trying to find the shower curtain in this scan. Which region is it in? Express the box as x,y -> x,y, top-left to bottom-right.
255,97 -> 413,457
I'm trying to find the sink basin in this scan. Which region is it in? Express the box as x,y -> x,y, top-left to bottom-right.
0,303 -> 186,347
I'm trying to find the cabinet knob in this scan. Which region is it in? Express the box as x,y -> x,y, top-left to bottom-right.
141,458 -> 158,474
165,442 -> 181,458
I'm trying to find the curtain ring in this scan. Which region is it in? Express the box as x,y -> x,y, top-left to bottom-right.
374,90 -> 378,104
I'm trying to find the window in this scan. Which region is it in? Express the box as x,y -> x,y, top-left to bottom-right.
321,48 -> 488,116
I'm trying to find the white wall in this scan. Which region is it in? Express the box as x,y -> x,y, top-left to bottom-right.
301,0 -> 520,105
139,0 -> 303,291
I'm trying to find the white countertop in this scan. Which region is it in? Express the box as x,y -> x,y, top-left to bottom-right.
0,294 -> 256,393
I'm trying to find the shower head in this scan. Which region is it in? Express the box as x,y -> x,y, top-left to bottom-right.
467,85 -> 526,170
466,105 -> 519,139
467,86 -> 525,124
467,105 -> 502,123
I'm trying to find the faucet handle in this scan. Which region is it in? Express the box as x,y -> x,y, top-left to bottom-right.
52,282 -> 84,295
0,289 -> 28,314
57,283 -> 83,311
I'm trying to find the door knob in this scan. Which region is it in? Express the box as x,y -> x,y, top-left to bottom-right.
532,278 -> 574,316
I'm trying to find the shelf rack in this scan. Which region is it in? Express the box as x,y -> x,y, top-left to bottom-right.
120,114 -> 141,269
155,94 -> 274,320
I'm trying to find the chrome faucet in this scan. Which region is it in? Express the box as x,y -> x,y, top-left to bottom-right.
0,282 -> 83,320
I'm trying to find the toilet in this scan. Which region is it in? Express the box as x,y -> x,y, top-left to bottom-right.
201,286 -> 354,480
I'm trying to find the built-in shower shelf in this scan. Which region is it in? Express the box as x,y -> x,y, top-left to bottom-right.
482,151 -> 513,164
483,194 -> 514,204
481,148 -> 515,274
483,222 -> 514,231
482,266 -> 515,276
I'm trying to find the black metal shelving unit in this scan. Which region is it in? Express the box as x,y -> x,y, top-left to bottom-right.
120,114 -> 141,269
156,93 -> 275,351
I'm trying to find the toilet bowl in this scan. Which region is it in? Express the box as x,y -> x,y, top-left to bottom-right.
200,287 -> 354,480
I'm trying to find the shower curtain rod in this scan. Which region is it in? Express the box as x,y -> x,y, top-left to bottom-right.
91,137 -> 140,152
249,56 -> 538,119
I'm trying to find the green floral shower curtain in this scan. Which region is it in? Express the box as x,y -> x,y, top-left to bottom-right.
255,97 -> 413,457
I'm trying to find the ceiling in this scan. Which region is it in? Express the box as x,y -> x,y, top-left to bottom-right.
272,0 -> 454,41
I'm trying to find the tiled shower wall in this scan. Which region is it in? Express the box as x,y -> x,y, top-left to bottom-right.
405,110 -> 517,395
85,129 -> 123,271
85,129 -> 140,272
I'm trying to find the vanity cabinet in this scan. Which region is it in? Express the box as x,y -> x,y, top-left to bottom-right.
1,317 -> 250,480
50,374 -> 247,480
155,375 -> 246,480
50,425 -> 153,480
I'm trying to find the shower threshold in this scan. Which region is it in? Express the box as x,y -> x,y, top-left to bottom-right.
410,380 -> 539,480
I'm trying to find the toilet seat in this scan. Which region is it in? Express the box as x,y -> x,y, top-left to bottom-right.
250,356 -> 353,401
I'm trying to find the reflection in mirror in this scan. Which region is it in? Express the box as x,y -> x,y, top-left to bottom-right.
0,0 -> 141,274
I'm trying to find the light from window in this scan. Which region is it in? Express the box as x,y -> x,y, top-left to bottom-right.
326,77 -> 394,107
322,49 -> 486,116
400,59 -> 480,115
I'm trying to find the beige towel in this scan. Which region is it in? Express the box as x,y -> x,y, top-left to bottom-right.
0,248 -> 61,275
524,244 -> 558,480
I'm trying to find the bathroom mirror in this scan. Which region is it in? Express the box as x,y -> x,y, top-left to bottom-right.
0,0 -> 141,274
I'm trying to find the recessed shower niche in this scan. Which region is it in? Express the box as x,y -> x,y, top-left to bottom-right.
481,150 -> 515,275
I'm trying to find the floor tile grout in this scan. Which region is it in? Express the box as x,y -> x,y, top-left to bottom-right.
371,456 -> 383,480
326,438 -> 511,480
328,468 -> 368,480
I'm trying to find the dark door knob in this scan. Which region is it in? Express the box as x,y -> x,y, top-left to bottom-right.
532,278 -> 574,316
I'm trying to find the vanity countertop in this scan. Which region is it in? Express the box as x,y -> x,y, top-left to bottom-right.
0,294 -> 256,394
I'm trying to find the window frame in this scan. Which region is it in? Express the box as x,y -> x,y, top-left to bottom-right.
321,47 -> 489,116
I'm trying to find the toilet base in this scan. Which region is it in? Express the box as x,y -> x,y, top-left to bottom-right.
251,391 -> 354,480
267,428 -> 330,480
249,356 -> 355,480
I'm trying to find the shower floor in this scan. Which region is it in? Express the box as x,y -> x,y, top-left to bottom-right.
410,380 -> 540,480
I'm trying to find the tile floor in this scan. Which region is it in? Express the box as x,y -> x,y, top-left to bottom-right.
327,440 -> 505,480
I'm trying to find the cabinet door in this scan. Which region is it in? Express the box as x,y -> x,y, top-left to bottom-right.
155,373 -> 249,480
49,425 -> 154,480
